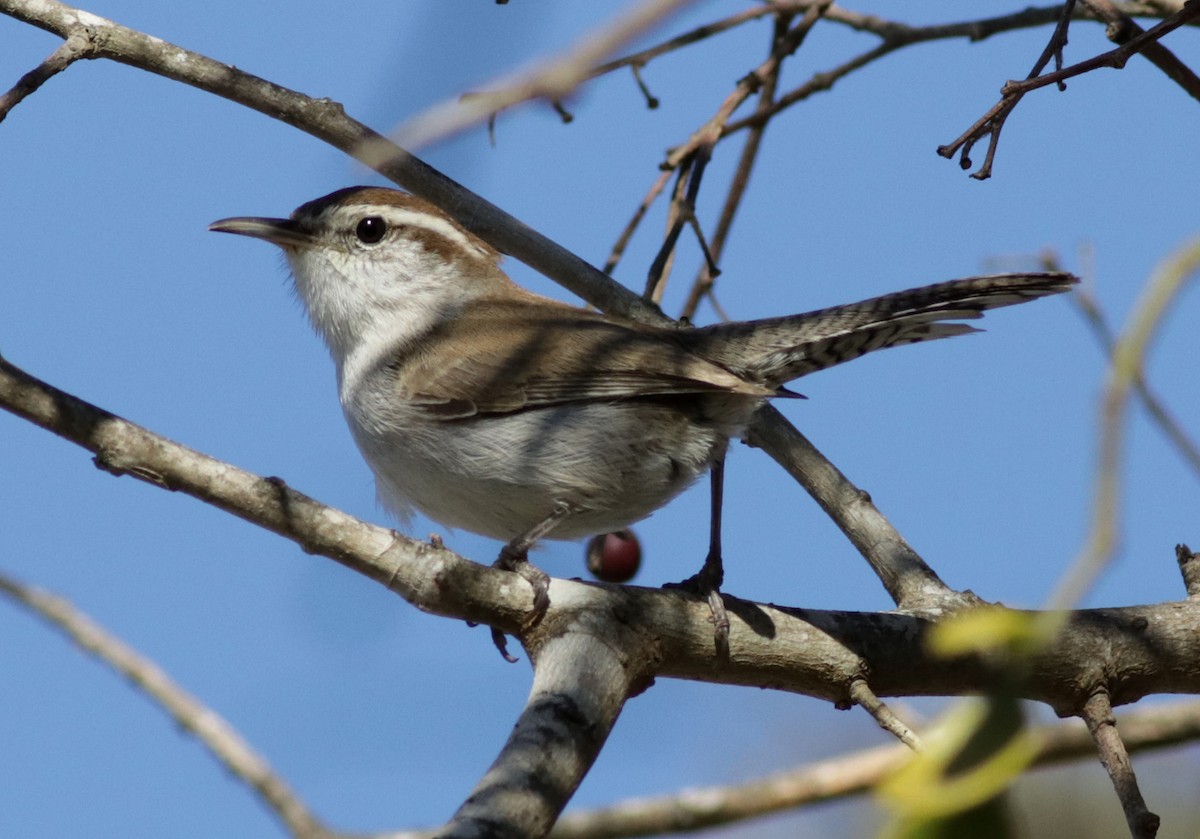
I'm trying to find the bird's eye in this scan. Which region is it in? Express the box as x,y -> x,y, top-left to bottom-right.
355,216 -> 387,244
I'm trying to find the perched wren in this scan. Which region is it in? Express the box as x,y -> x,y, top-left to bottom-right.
211,186 -> 1075,635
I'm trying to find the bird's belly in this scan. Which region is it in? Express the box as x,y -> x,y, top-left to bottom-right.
348,400 -> 741,541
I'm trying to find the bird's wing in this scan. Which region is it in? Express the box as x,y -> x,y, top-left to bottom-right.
390,299 -> 772,419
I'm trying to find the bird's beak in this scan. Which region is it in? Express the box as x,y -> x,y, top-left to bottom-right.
208,216 -> 313,248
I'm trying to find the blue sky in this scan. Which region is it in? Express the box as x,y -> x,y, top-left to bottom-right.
2,3 -> 1199,836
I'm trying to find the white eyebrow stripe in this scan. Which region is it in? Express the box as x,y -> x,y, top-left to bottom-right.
354,205 -> 490,258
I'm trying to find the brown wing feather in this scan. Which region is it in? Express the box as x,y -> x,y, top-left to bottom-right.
394,298 -> 772,418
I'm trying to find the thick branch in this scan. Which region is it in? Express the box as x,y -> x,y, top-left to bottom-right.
440,609 -> 650,838
12,550 -> 1200,839
746,407 -> 966,611
0,0 -> 964,623
0,352 -> 536,631
6,353 -> 1200,710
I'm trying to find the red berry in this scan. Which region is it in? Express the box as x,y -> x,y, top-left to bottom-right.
585,529 -> 642,583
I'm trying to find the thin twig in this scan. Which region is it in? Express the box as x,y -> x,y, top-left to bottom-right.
849,679 -> 925,752
1082,0 -> 1200,101
1002,1 -> 1200,96
0,29 -> 93,121
1039,0 -> 1079,86
642,153 -> 699,302
394,0 -> 702,148
727,3 -> 1196,137
644,3 -> 828,305
1047,237 -> 1200,611
937,0 -> 1090,180
939,0 -> 1200,178
1071,287 -> 1200,480
680,8 -> 790,321
546,698 -> 1200,839
601,169 -> 671,276
1081,690 -> 1160,838
662,0 -> 830,171
589,3 -> 799,79
0,572 -> 330,839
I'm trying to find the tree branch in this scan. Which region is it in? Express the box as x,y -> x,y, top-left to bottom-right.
0,571 -> 331,839
1081,690 -> 1160,838
0,0 -> 659,327
0,27 -> 94,121
1082,0 -> 1200,101
548,698 -> 1200,839
1047,236 -> 1200,611
746,407 -> 966,611
12,547 -> 1200,839
6,353 -> 1200,711
939,0 -> 1200,178
395,0 -> 703,148
440,620 -> 649,837
0,0 -> 966,617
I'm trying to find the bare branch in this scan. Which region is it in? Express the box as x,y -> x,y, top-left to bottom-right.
747,407 -> 967,611
642,5 -> 827,306
1081,691 -> 1160,838
1070,286 -> 1200,482
642,155 -> 698,302
849,679 -> 924,752
1048,237 -> 1200,610
726,3 -> 1197,139
0,572 -> 330,839
939,0 -> 1200,178
602,169 -> 671,276
0,352 -> 537,631
1082,0 -> 1200,100
1001,2 -> 1200,95
0,28 -> 93,121
680,8 -> 790,321
0,0 -> 661,328
550,699 -> 1200,839
661,1 -> 830,172
394,0 -> 703,149
440,619 -> 645,838
589,4 -> 785,78
1176,544 -> 1200,598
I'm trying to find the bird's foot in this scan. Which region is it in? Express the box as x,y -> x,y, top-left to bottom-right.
666,552 -> 730,657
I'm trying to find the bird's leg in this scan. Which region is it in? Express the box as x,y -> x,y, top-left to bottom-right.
495,501 -> 572,627
670,457 -> 731,655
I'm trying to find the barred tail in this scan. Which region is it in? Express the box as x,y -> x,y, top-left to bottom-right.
687,272 -> 1076,384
